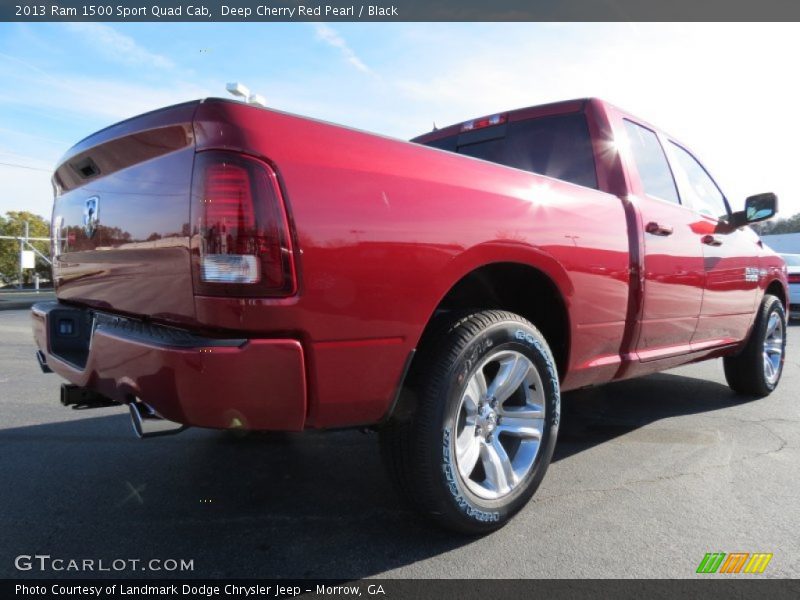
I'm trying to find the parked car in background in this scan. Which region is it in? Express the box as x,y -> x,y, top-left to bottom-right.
32,97 -> 788,533
780,253 -> 800,319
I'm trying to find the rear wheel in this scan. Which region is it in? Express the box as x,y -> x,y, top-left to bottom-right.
723,294 -> 786,397
380,310 -> 560,534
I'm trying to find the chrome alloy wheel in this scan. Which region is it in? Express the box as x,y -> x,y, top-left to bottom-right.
763,311 -> 784,386
453,350 -> 545,500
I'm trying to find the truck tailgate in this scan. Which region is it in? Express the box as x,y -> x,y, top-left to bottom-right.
51,101 -> 200,323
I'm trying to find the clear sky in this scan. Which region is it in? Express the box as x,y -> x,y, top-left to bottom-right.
1,22 -> 798,220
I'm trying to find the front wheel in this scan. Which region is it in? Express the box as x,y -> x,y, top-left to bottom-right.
380,311 -> 560,534
723,294 -> 787,397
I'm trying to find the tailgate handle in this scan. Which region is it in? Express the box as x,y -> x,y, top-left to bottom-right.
702,235 -> 723,247
645,221 -> 673,236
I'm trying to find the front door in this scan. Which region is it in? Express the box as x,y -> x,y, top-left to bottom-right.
664,142 -> 760,346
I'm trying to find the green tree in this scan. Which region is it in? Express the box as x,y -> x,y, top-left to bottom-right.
0,211 -> 51,285
751,212 -> 800,235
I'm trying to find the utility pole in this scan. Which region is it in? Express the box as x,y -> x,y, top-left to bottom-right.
17,222 -> 26,290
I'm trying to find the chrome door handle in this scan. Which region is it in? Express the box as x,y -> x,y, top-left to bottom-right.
702,235 -> 723,247
645,221 -> 673,236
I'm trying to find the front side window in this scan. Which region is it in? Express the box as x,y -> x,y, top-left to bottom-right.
623,120 -> 680,204
668,142 -> 728,220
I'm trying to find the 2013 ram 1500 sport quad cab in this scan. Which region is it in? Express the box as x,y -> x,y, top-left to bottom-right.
32,98 -> 788,533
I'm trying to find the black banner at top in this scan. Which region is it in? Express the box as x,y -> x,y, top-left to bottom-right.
3,0 -> 800,22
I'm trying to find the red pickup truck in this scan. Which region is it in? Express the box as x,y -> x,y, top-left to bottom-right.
32,97 -> 788,533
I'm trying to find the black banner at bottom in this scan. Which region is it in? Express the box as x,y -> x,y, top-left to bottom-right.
5,579 -> 800,600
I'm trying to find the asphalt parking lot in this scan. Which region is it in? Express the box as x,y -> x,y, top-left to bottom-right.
1,308 -> 798,579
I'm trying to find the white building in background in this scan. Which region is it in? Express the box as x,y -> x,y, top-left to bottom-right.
761,232 -> 800,255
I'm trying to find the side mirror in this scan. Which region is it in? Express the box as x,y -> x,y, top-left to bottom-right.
729,192 -> 778,228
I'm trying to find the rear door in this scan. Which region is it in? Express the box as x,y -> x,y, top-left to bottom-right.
622,120 -> 706,360
664,142 -> 760,346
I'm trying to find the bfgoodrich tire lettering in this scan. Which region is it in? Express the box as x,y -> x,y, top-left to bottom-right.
380,310 -> 560,534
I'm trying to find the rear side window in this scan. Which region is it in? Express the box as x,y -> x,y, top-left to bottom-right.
623,120 -> 680,204
422,112 -> 598,189
668,142 -> 728,220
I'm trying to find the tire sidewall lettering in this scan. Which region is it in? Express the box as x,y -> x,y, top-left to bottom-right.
440,322 -> 560,524
442,427 -> 501,523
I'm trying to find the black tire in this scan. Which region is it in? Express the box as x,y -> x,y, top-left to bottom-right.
723,294 -> 787,397
379,310 -> 560,534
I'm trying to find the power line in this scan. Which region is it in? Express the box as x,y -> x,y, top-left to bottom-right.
0,161 -> 51,173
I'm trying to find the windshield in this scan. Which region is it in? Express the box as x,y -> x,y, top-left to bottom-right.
421,112 -> 598,189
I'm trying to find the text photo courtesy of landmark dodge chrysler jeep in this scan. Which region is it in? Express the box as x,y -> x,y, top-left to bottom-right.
32,97 -> 788,533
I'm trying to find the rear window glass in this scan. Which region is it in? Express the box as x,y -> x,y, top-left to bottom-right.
421,112 -> 598,189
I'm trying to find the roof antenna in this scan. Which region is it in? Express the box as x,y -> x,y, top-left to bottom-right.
432,122 -> 438,131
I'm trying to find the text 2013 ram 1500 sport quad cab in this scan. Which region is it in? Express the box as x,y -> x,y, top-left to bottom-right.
32,97 -> 788,533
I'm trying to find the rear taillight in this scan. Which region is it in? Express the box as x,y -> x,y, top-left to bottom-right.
788,274 -> 800,284
190,151 -> 295,297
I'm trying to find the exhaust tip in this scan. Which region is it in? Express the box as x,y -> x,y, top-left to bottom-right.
128,401 -> 188,439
